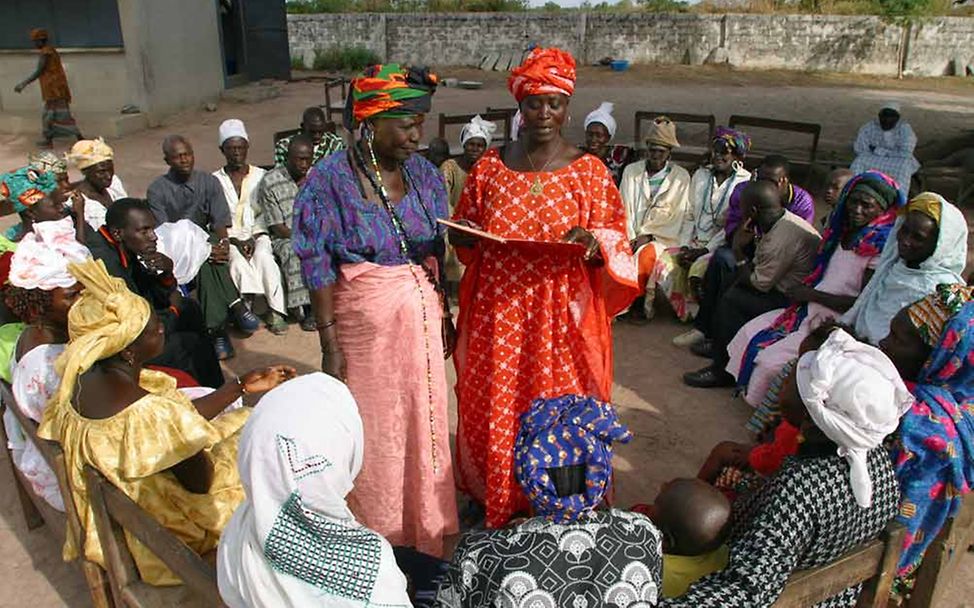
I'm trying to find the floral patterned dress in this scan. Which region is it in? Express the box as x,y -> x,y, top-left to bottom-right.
453,149 -> 637,528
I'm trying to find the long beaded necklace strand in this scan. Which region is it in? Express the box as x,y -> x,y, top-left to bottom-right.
356,137 -> 441,474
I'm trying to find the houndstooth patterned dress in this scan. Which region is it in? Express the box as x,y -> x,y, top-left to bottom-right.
660,444 -> 899,608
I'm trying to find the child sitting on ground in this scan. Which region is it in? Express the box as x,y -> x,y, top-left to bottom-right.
643,478 -> 732,598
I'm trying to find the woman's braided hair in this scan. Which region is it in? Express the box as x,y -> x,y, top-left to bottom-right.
3,284 -> 52,324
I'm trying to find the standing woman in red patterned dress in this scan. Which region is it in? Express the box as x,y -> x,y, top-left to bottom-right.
450,48 -> 638,529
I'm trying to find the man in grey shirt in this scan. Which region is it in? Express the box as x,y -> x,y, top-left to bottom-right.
146,134 -> 260,360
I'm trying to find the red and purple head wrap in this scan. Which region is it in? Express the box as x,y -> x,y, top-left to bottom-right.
343,63 -> 438,130
736,170 -> 905,390
713,126 -> 751,159
508,47 -> 577,104
514,394 -> 631,524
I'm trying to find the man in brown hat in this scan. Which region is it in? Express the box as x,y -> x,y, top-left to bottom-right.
14,28 -> 83,147
618,116 -> 691,322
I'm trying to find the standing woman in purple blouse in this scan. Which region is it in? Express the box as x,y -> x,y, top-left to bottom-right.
291,64 -> 459,556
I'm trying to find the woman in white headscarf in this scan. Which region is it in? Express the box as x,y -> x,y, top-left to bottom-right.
2,217 -> 90,512
217,373 -> 411,608
582,101 -> 634,185
661,328 -> 912,607
440,115 -> 496,287
841,192 -> 967,344
850,101 -> 920,199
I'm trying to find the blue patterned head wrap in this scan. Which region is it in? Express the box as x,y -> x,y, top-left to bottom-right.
514,394 -> 632,523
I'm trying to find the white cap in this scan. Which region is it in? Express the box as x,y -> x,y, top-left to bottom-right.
218,119 -> 249,146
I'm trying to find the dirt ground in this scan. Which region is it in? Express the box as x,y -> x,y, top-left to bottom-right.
0,65 -> 973,607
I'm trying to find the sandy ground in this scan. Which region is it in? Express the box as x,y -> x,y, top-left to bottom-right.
0,65 -> 973,607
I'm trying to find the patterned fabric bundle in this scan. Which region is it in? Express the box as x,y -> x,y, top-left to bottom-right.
217,373 -> 410,608
344,63 -> 438,128
514,394 -> 631,523
736,171 -> 905,389
894,290 -> 974,575
907,283 -> 974,347
9,217 -> 90,291
28,150 -> 67,175
66,138 -> 114,171
53,259 -> 151,407
0,166 -> 58,212
713,126 -> 751,158
507,47 -> 576,103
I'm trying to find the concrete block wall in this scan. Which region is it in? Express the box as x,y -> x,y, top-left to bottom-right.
905,17 -> 974,76
387,13 -> 581,65
724,14 -> 902,75
288,12 -> 974,77
585,14 -> 722,65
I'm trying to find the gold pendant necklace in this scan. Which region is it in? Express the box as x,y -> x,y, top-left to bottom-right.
529,177 -> 544,196
525,141 -> 562,197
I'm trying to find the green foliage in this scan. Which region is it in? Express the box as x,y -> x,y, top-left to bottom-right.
637,0 -> 689,11
312,46 -> 381,71
290,55 -> 306,70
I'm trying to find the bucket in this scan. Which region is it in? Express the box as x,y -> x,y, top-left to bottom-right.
609,59 -> 631,72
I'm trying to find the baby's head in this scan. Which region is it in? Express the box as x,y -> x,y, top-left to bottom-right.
650,478 -> 731,556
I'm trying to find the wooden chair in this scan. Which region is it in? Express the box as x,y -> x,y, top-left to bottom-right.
727,114 -> 822,186
633,111 -> 716,169
905,493 -> 974,607
437,110 -> 514,157
323,76 -> 349,125
84,466 -> 223,608
0,382 -> 114,608
774,522 -> 905,607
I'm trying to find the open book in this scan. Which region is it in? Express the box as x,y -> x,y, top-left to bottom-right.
438,219 -> 587,257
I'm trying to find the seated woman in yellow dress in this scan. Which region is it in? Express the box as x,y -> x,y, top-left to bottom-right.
38,258 -> 296,586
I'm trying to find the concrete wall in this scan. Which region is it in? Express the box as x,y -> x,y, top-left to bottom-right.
117,0 -> 226,124
0,49 -> 130,114
905,17 -> 974,76
288,12 -> 974,76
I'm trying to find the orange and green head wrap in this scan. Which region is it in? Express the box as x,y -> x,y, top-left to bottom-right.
343,63 -> 438,130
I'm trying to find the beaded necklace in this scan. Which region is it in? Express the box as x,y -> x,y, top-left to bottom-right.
353,138 -> 444,474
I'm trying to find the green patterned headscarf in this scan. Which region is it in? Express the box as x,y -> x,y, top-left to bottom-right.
344,64 -> 438,129
0,167 -> 58,213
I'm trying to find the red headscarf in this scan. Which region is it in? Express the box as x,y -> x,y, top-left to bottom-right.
508,47 -> 576,103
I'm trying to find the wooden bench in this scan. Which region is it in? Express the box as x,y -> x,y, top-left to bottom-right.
437,110 -> 514,157
634,111 -> 716,169
905,492 -> 974,607
728,114 -> 822,187
84,466 -> 223,608
774,522 -> 905,607
0,382 -> 114,608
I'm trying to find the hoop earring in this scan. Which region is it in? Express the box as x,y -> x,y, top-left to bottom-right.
732,160 -> 744,172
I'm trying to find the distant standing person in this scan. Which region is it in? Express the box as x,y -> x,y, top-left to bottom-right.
273,106 -> 345,167
851,101 -> 919,198
14,29 -> 83,148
